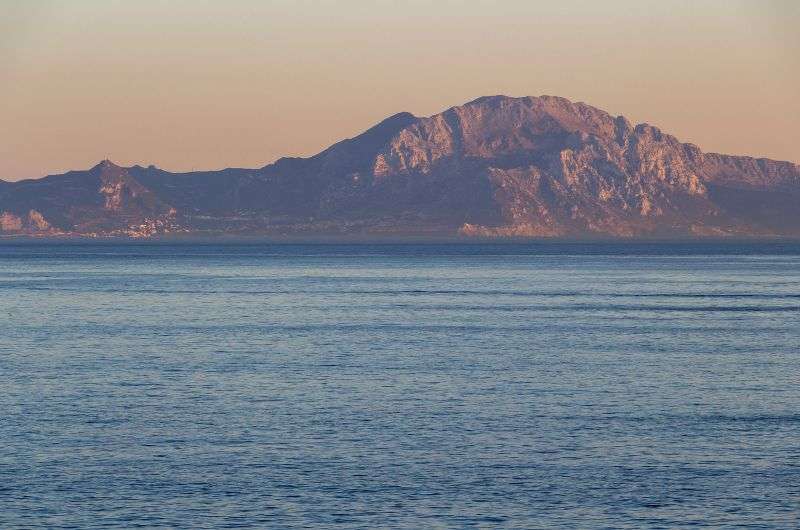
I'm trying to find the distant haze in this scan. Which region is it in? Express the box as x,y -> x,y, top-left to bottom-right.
1,0 -> 798,181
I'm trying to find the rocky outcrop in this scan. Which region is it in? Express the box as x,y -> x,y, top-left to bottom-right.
0,160 -> 179,236
0,209 -> 56,234
1,95 -> 798,238
0,211 -> 24,232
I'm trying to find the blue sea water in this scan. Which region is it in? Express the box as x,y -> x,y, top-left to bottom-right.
1,242 -> 799,529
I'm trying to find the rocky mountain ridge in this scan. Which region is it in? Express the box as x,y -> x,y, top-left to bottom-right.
2,95 -> 798,238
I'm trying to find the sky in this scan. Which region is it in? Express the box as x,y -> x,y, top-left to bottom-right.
1,0 -> 798,181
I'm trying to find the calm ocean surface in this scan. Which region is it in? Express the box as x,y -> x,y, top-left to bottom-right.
1,242 -> 799,529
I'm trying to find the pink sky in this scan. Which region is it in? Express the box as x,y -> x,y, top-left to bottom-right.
1,0 -> 798,180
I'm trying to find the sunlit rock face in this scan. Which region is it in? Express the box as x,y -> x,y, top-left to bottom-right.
1,96 -> 799,238
0,209 -> 56,234
312,95 -> 799,237
0,160 -> 180,237
0,211 -> 23,232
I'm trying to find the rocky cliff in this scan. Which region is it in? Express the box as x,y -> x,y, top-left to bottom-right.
2,95 -> 798,238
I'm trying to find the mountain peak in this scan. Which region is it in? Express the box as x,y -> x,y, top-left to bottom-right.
462,94 -> 581,108
351,111 -> 418,144
306,110 -> 419,173
92,159 -> 123,171
2,95 -> 799,238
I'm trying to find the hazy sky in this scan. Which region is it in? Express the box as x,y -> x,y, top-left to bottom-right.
1,0 -> 798,180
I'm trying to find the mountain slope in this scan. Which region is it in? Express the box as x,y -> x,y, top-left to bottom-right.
2,95 -> 799,238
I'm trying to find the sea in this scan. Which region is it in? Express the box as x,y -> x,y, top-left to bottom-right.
1,242 -> 799,529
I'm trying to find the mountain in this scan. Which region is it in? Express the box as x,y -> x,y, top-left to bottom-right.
2,95 -> 799,238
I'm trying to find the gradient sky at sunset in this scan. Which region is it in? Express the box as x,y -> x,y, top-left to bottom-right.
2,0 -> 798,181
